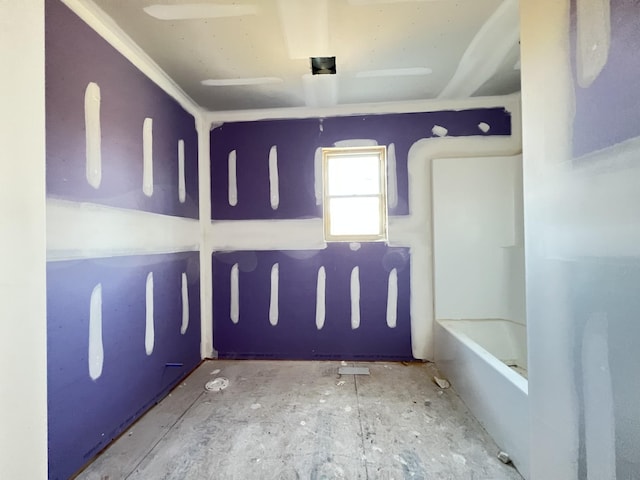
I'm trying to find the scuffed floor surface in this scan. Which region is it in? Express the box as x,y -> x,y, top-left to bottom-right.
77,360 -> 522,480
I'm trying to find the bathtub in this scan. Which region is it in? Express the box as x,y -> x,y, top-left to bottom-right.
435,319 -> 529,479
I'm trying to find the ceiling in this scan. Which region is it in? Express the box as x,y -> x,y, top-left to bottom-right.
89,0 -> 521,112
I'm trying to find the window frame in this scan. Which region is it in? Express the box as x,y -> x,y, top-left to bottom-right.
322,145 -> 388,242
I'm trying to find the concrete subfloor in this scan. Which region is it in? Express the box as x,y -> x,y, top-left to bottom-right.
77,360 -> 522,480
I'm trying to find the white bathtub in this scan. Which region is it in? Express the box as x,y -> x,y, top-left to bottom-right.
435,319 -> 529,479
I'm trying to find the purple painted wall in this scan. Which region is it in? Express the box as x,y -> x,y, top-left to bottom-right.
210,108 -> 511,219
571,0 -> 640,156
47,253 -> 201,480
46,0 -> 199,218
213,244 -> 411,360
210,108 -> 512,360
45,2 -> 203,478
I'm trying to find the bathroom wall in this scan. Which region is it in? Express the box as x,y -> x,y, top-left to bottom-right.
521,0 -> 640,478
45,1 -> 202,479
0,2 -> 48,479
208,107 -> 518,360
432,155 -> 525,324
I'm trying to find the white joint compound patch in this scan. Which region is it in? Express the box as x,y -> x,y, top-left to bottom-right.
230,263 -> 239,324
314,147 -> 323,206
432,125 -> 448,137
178,139 -> 186,203
84,82 -> 101,189
269,263 -> 279,326
478,122 -> 491,133
315,266 -> 326,330
269,145 -> 279,210
387,143 -> 398,209
228,150 -> 238,206
333,139 -> 378,148
145,272 -> 154,355
386,268 -> 398,328
181,272 -> 189,334
350,266 -> 360,330
142,118 -> 154,197
349,242 -> 361,251
88,283 -> 103,380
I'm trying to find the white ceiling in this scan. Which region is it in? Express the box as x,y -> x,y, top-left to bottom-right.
89,0 -> 521,111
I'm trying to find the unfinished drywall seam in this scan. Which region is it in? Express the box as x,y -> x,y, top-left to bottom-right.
84,82 -> 102,189
46,199 -> 200,261
438,0 -> 520,99
198,116 -> 214,358
62,0 -> 201,116
205,93 -> 521,124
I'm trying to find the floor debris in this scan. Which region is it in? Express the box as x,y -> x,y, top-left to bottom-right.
497,451 -> 512,464
205,377 -> 229,392
433,376 -> 451,389
338,366 -> 370,376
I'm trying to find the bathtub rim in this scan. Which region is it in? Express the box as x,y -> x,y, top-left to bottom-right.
436,318 -> 528,395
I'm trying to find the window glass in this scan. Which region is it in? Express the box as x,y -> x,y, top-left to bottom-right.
322,146 -> 387,242
328,197 -> 382,236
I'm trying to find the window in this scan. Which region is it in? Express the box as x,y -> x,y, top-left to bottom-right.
322,146 -> 388,242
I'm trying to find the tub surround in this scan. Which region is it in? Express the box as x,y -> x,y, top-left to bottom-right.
436,319 -> 529,478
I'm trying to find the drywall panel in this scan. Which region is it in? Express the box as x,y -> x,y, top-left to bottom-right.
212,243 -> 412,360
0,1 -> 48,479
210,108 -> 511,220
47,253 -> 201,480
521,0 -> 640,478
207,103 -> 520,360
571,0 -> 640,156
45,0 -> 199,218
